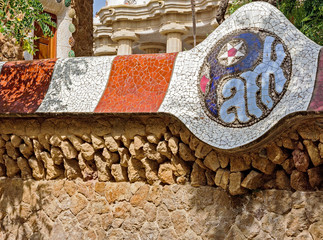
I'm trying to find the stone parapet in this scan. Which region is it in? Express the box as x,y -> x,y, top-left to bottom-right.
0,116 -> 322,196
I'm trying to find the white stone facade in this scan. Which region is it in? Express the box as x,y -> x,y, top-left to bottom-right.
94,0 -> 220,55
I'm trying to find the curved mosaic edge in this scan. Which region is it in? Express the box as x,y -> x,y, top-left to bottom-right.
159,2 -> 322,149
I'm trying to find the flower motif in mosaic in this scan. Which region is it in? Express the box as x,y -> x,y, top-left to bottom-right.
0,59 -> 56,113
199,29 -> 292,127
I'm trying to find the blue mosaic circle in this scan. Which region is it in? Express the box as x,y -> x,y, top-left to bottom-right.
199,29 -> 292,128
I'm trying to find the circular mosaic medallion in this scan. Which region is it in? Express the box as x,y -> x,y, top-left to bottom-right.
199,29 -> 292,128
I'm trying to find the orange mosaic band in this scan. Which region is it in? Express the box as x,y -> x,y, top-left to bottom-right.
95,53 -> 177,113
0,59 -> 57,113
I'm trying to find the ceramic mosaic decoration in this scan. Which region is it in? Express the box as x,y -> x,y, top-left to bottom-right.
0,2 -> 321,150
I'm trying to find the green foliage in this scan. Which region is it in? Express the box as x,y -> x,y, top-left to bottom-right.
228,0 -> 323,45
278,0 -> 323,45
0,0 -> 56,55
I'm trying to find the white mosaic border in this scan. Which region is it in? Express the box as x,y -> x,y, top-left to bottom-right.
159,2 -> 322,150
37,56 -> 115,112
0,62 -> 5,74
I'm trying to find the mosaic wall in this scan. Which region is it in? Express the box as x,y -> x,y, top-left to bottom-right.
0,2 -> 321,150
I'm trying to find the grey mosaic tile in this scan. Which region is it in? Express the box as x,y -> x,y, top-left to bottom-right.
37,56 -> 115,112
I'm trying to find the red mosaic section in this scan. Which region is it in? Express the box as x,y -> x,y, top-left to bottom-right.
0,59 -> 56,113
308,50 -> 323,111
95,53 -> 177,113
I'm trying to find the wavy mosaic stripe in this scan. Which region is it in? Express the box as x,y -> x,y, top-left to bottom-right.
308,49 -> 323,111
0,59 -> 56,113
37,56 -> 115,113
95,53 -> 177,113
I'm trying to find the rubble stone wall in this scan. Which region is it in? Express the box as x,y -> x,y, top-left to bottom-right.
0,116 -> 322,239
0,179 -> 322,239
0,116 -> 322,195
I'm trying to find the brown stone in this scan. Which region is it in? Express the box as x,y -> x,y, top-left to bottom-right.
292,149 -> 310,172
60,141 -> 77,160
17,157 -> 32,179
105,182 -> 132,203
49,135 -> 62,147
251,153 -> 276,175
171,154 -> 190,177
111,164 -> 128,182
241,170 -> 263,189
147,134 -> 159,144
143,142 -> 165,162
290,170 -> 310,191
51,147 -> 64,165
70,193 -> 88,215
129,141 -> 145,160
229,172 -> 247,195
168,136 -> 179,155
146,118 -> 166,139
179,143 -> 195,161
118,147 -> 131,167
289,131 -> 299,140
230,155 -> 251,172
319,143 -> 323,158
190,162 -> 206,187
134,135 -> 146,150
218,154 -> 229,168
63,159 -> 82,180
104,135 -> 119,152
303,140 -> 323,166
38,134 -> 51,150
19,143 -> 33,159
10,135 -> 22,148
158,162 -> 175,184
203,150 -> 220,172
40,152 -> 64,179
157,141 -> 172,159
266,142 -> 288,164
78,152 -> 96,180
205,170 -> 215,186
67,134 -> 83,151
5,141 -> 20,159
168,121 -> 181,136
309,221 -> 323,240
130,184 -> 149,207
195,142 -> 212,159
91,134 -> 105,150
4,154 -> 20,177
125,121 -> 145,139
128,157 -> 146,182
298,125 -> 320,141
33,139 -> 43,160
179,127 -> 191,145
214,168 -> 230,190
94,153 -> 113,182
28,156 -> 45,180
171,210 -> 188,235
195,159 -> 207,169
80,143 -> 95,161
102,147 -> 119,167
282,137 -> 295,149
281,158 -> 295,174
141,158 -> 159,184
121,134 -> 132,147
275,170 -> 291,190
189,135 -> 200,151
307,166 -> 323,188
